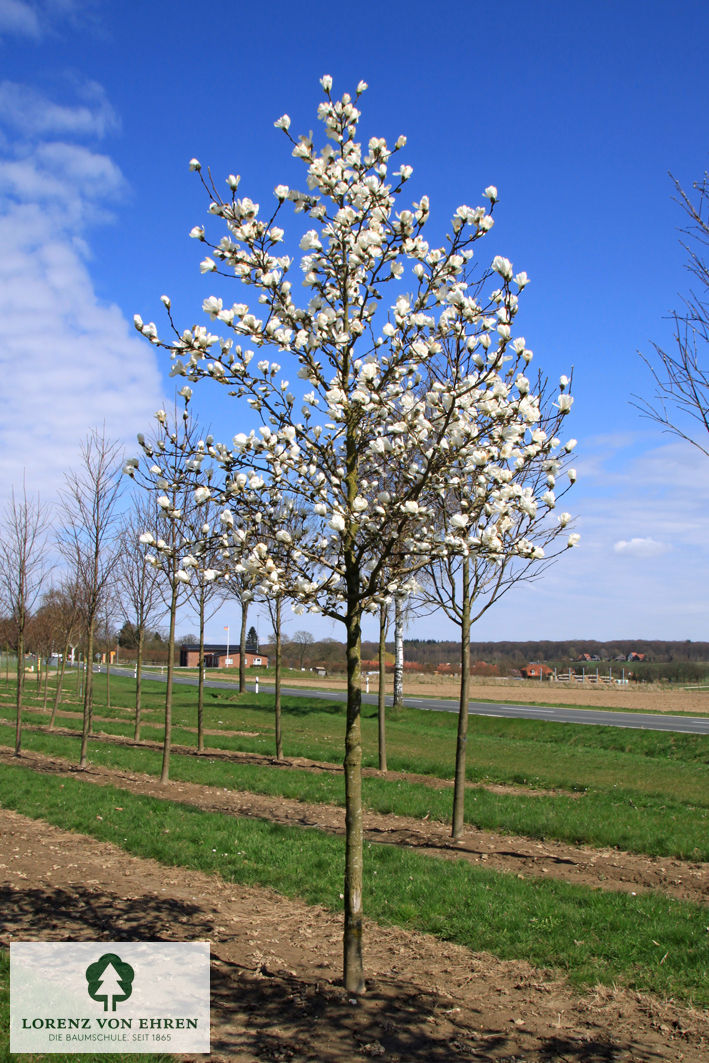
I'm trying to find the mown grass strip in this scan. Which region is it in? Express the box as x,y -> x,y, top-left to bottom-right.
0,950 -> 173,1063
0,763 -> 706,1006
3,682 -> 709,815
2,723 -> 708,860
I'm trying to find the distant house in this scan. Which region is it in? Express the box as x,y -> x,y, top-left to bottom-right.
179,645 -> 268,669
626,651 -> 646,663
520,662 -> 553,680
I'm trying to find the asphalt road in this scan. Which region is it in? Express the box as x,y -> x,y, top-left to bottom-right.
107,666 -> 709,735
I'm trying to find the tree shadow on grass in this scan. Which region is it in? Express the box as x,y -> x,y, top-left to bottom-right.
0,885 -> 659,1062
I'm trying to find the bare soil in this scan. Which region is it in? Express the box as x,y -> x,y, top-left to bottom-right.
1,745 -> 708,1061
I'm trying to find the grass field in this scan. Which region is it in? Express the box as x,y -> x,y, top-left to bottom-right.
1,670 -> 707,1025
2,674 -> 708,858
1,763 -> 706,1005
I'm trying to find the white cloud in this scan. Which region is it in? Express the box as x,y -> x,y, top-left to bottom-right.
0,80 -> 119,138
0,0 -> 91,41
613,537 -> 670,558
0,0 -> 41,38
0,82 -> 162,509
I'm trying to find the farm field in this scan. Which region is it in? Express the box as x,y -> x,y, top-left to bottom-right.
180,666 -> 709,714
0,673 -> 707,1061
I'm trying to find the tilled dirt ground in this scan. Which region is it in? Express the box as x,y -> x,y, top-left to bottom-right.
1,744 -> 708,1061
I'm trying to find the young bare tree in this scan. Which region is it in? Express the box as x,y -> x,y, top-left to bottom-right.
292,629 -> 314,670
42,579 -> 82,727
0,482 -> 50,753
116,500 -> 165,739
57,428 -> 124,768
637,171 -> 709,455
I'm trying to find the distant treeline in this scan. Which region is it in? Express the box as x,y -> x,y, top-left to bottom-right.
398,639 -> 709,669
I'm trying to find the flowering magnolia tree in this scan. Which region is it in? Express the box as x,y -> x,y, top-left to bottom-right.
418,369 -> 578,839
135,76 -> 577,993
124,395 -> 217,781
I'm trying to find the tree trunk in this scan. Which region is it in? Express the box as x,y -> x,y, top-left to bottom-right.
50,636 -> 70,727
161,580 -> 178,783
79,620 -> 95,768
238,597 -> 249,694
134,627 -> 144,740
343,586 -> 365,994
14,627 -> 24,755
274,596 -> 283,760
377,603 -> 387,772
451,555 -> 471,840
392,596 -> 404,709
42,654 -> 50,709
197,594 -> 206,753
105,652 -> 111,711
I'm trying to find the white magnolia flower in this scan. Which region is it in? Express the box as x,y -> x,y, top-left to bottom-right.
568,533 -> 581,547
139,532 -> 155,545
320,74 -> 333,91
194,486 -> 211,504
176,569 -> 192,583
274,114 -> 291,131
189,158 -> 201,171
483,185 -> 498,201
491,255 -> 514,281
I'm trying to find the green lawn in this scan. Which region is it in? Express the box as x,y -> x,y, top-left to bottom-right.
0,763 -> 706,1006
1,671 -> 707,860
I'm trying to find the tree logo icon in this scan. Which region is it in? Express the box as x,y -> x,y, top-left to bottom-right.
85,953 -> 135,1011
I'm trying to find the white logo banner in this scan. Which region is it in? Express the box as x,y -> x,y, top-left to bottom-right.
11,941 -> 210,1053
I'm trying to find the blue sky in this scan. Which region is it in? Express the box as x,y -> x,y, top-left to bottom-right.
1,0 -> 707,644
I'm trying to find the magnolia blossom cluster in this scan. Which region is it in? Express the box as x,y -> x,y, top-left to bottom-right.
123,401 -> 225,589
133,78 -> 578,620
